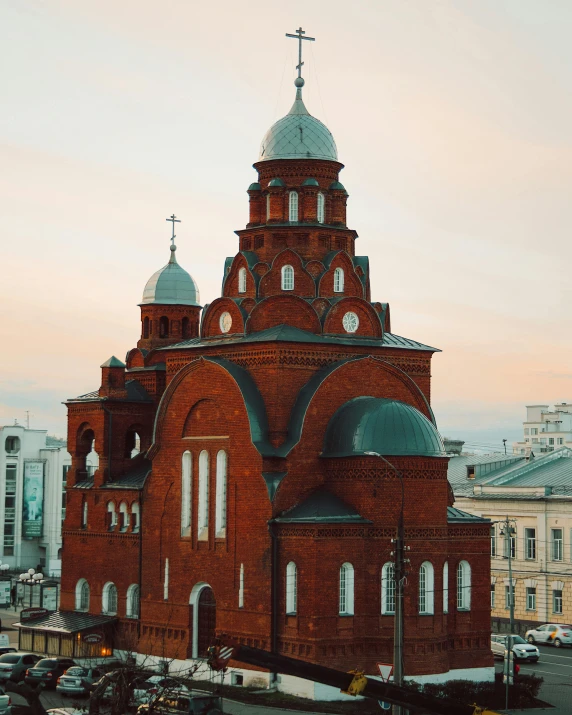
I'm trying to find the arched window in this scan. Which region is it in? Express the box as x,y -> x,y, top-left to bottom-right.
102,582 -> 118,615
317,192 -> 325,223
81,499 -> 88,530
289,191 -> 298,222
131,502 -> 140,533
381,562 -> 395,614
124,428 -> 140,458
419,561 -> 434,614
457,560 -> 471,610
198,450 -> 209,540
339,563 -> 354,615
239,563 -> 244,608
281,265 -> 294,291
334,267 -> 344,293
286,562 -> 297,614
182,317 -> 190,339
159,316 -> 169,338
238,267 -> 247,294
266,193 -> 270,221
443,562 -> 449,614
119,502 -> 129,532
75,579 -> 90,611
215,450 -> 227,536
143,316 -> 150,339
126,584 -> 140,619
181,451 -> 192,537
107,502 -> 116,531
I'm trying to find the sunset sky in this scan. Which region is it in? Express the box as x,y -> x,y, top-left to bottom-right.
2,0 -> 571,451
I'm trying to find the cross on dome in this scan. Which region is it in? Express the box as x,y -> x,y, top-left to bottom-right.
285,26 -> 315,86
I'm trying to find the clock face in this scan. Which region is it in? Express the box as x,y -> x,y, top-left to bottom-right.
342,311 -> 359,333
219,312 -> 232,334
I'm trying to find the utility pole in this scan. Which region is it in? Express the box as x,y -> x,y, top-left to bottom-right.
500,515 -> 516,710
393,510 -> 405,715
502,439 -> 507,455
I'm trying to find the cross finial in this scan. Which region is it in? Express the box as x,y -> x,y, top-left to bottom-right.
166,214 -> 181,248
286,27 -> 315,80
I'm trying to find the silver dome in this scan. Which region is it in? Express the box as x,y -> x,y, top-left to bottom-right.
140,247 -> 200,306
258,90 -> 338,162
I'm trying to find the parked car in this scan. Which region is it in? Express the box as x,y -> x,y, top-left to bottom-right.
0,687 -> 11,715
56,665 -> 108,697
133,677 -> 191,707
90,670 -> 155,706
525,623 -> 572,648
137,690 -> 223,715
0,653 -> 41,683
0,651 -> 16,657
24,658 -> 77,689
491,634 -> 539,662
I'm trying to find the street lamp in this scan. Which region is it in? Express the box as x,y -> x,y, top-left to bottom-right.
364,451 -> 405,715
18,569 -> 44,608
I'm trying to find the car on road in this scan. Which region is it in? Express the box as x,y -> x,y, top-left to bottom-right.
24,657 -> 77,689
491,634 -> 540,662
0,651 -> 16,657
0,687 -> 11,715
0,653 -> 41,683
137,689 -> 223,715
56,665 -> 108,697
525,623 -> 572,648
90,669 -> 156,707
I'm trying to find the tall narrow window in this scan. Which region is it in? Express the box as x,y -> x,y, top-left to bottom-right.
381,562 -> 395,614
526,587 -> 536,611
333,267 -> 344,293
198,450 -> 209,540
119,502 -> 129,532
181,451 -> 192,537
266,193 -> 270,221
281,265 -> 294,291
289,191 -> 298,222
419,562 -> 434,614
126,584 -> 140,619
131,502 -> 140,533
107,502 -> 116,531
457,561 -> 471,610
239,563 -> 244,608
215,450 -> 227,536
238,267 -> 247,294
75,579 -> 90,611
525,528 -> 536,560
490,526 -> 496,557
317,192 -> 325,223
143,316 -> 150,339
443,562 -> 449,614
553,589 -> 563,614
505,584 -> 514,609
102,582 -> 117,615
164,558 -> 169,601
339,563 -> 354,615
182,317 -> 190,338
81,499 -> 88,530
159,316 -> 169,338
286,562 -> 297,614
490,583 -> 495,609
552,528 -> 563,561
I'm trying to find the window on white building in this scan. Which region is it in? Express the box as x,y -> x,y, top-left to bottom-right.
339,563 -> 354,615
525,528 -> 536,560
524,428 -> 529,435
490,583 -> 495,609
281,265 -> 294,291
526,587 -> 536,611
102,582 -> 118,615
286,562 -> 297,614
558,438 -> 564,445
457,561 -> 471,610
553,589 -> 563,614
198,450 -> 209,540
531,428 -> 538,435
505,584 -> 515,609
181,451 -> 192,536
215,450 -> 227,536
552,528 -> 563,561
289,191 -> 299,222
490,526 -> 497,557
381,562 -> 395,614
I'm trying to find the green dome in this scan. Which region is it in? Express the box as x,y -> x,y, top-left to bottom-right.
248,182 -> 261,191
268,177 -> 285,187
322,397 -> 445,458
302,177 -> 319,186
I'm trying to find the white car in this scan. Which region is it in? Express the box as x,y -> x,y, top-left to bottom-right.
525,623 -> 572,648
491,634 -> 539,662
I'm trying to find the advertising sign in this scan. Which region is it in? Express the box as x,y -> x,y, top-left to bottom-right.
0,582 -> 10,607
23,462 -> 44,538
82,633 -> 103,644
20,607 -> 48,622
41,586 -> 58,612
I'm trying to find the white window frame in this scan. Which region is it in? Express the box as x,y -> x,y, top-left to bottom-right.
107,502 -> 117,531
418,561 -> 434,615
181,451 -> 192,536
286,561 -> 297,614
131,502 -> 140,533
490,526 -> 496,557
82,500 -> 88,529
526,587 -> 536,611
317,192 -> 325,223
490,583 -> 495,609
456,561 -> 471,611
119,502 -> 129,532
381,562 -> 395,614
102,582 -> 117,615
215,450 -> 227,537
266,193 -> 270,221
281,264 -> 294,291
333,267 -> 344,293
198,450 -> 209,540
339,563 -> 354,615
75,579 -> 90,611
238,267 -> 247,294
553,589 -> 563,614
126,584 -> 140,619
288,191 -> 298,222
443,562 -> 448,614
525,528 -> 536,560
164,558 -> 169,601
552,528 -> 563,561
239,564 -> 244,608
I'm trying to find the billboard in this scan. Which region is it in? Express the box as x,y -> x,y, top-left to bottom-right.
23,461 -> 44,538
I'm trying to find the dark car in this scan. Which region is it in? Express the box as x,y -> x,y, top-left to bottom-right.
0,653 -> 41,682
24,658 -> 76,689
137,690 -> 223,715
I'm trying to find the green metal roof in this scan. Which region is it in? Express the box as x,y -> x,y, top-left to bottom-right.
446,506 -> 489,524
275,488 -> 370,523
248,182 -> 261,191
329,181 -> 346,191
268,177 -> 285,187
100,356 -> 125,368
322,396 -> 445,458
301,177 -> 319,186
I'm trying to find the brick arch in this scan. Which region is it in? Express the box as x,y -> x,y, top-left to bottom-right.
125,348 -> 146,369
322,297 -> 383,338
258,249 -> 315,298
183,399 -> 229,438
318,252 -> 364,299
200,298 -> 245,338
245,295 -> 322,335
222,254 -> 257,299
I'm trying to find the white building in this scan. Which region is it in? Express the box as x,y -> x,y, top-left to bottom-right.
513,404 -> 572,456
0,424 -> 97,575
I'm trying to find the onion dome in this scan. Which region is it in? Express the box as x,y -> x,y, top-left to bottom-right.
259,78 -> 338,162
302,177 -> 319,186
248,182 -> 261,191
322,397 -> 445,458
140,243 -> 200,307
268,177 -> 285,187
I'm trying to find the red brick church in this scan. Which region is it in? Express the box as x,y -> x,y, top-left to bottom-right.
56,37 -> 493,695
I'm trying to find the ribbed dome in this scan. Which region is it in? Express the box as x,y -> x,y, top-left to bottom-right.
322,397 -> 445,458
140,247 -> 200,306
259,90 -> 338,162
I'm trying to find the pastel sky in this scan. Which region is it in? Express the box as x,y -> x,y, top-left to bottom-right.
2,0 -> 572,451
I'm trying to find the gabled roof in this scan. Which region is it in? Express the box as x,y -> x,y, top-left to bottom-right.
275,488 -> 370,524
14,610 -> 116,633
448,454 -> 524,496
447,506 -> 489,524
67,380 -> 152,404
106,457 -> 151,489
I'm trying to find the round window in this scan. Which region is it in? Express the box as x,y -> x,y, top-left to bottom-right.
219,312 -> 232,334
342,311 -> 359,333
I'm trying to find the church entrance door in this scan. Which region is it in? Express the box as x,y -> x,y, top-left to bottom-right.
197,587 -> 216,657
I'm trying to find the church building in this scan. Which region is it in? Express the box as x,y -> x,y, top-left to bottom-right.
52,33 -> 493,696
